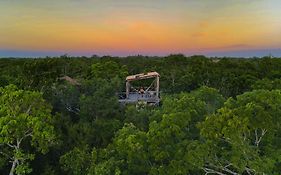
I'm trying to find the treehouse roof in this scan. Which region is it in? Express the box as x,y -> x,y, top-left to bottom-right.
126,71 -> 160,82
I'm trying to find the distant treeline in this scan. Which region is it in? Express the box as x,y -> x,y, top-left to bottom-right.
1,54 -> 281,96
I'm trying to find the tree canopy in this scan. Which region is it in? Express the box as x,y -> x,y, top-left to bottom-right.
0,85 -> 56,175
0,55 -> 280,174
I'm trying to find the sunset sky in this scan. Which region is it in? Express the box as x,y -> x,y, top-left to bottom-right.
1,0 -> 281,57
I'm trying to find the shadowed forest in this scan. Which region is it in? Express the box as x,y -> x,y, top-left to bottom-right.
0,55 -> 281,175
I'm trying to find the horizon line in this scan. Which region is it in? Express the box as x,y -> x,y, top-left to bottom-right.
1,48 -> 281,58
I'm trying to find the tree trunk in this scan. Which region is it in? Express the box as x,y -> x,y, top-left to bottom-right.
10,139 -> 20,175
9,158 -> 18,175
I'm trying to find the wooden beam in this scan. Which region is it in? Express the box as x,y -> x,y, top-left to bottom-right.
156,76 -> 160,98
126,81 -> 130,99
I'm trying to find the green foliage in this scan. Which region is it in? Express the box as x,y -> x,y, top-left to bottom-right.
1,56 -> 281,174
0,85 -> 56,174
252,78 -> 281,90
190,86 -> 225,114
109,123 -> 149,175
79,78 -> 121,121
124,105 -> 154,131
20,59 -> 63,90
60,146 -> 93,175
77,91 -> 214,175
90,61 -> 128,81
199,90 -> 281,174
146,93 -> 208,174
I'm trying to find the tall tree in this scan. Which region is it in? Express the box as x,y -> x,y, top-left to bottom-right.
0,85 -> 56,175
198,90 -> 281,174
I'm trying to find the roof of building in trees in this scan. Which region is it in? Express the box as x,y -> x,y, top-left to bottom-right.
126,71 -> 160,82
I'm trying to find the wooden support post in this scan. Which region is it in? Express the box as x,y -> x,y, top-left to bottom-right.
156,76 -> 160,98
126,81 -> 130,99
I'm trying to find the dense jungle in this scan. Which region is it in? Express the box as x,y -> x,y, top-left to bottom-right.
0,54 -> 281,175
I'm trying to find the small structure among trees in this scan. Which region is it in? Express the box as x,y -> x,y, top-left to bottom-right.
119,72 -> 160,105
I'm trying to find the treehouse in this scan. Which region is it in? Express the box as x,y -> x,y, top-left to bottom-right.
118,72 -> 160,105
